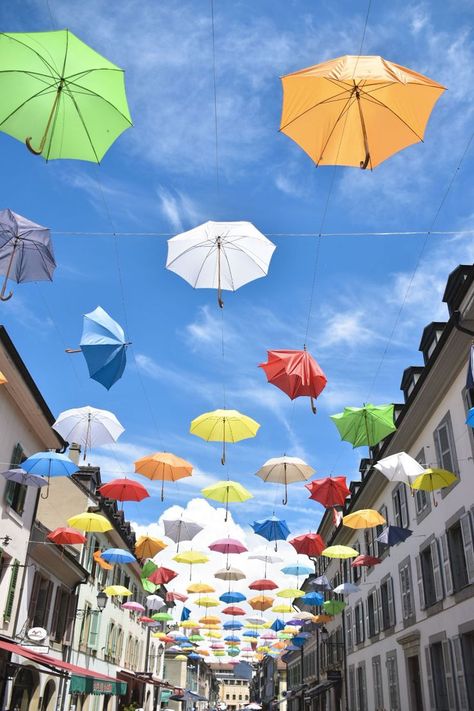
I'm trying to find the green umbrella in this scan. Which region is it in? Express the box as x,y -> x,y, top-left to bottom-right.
330,404 -> 396,448
323,600 -> 346,615
152,612 -> 174,621
0,30 -> 132,161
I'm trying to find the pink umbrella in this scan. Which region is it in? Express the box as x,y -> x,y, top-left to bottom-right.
122,601 -> 146,612
209,537 -> 248,570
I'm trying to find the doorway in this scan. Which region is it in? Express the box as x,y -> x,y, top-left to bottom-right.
407,656 -> 423,711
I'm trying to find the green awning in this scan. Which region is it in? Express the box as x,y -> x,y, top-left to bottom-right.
161,690 -> 173,702
69,674 -> 127,696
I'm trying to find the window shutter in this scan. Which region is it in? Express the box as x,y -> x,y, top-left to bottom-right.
400,486 -> 408,528
28,572 -> 41,623
360,665 -> 367,711
346,610 -> 352,652
376,587 -> 382,632
415,555 -> 426,610
459,513 -> 474,584
451,635 -> 469,711
441,639 -> 456,710
3,560 -> 19,623
439,532 -> 454,595
355,669 -> 361,711
87,612 -> 101,650
364,600 -> 369,641
5,481 -> 15,507
64,592 -> 76,643
430,540 -> 444,602
373,593 -> 380,634
424,647 -> 435,709
387,578 -> 396,627
50,587 -> 61,639
392,489 -> 400,527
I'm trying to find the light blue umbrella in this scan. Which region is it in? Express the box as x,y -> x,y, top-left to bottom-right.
224,620 -> 243,630
68,306 -> 130,390
224,635 -> 241,643
22,451 -> 78,478
220,591 -> 246,604
281,564 -> 313,577
101,548 -> 136,564
243,630 -> 259,638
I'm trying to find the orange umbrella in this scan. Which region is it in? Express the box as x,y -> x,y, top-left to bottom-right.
135,535 -> 167,559
249,595 -> 274,611
134,452 -> 193,500
93,549 -> 113,570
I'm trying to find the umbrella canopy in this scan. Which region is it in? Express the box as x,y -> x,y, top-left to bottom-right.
148,566 -> 178,585
166,591 -> 188,603
215,567 -> 246,581
22,451 -> 78,479
411,468 -> 457,492
94,550 -> 113,570
333,583 -> 361,595
104,585 -> 132,597
299,592 -> 324,606
323,600 -> 346,615
191,409 -> 260,466
152,612 -> 174,622
67,512 -> 112,532
259,349 -> 327,413
466,407 -> 474,427
73,306 -> 129,390
52,406 -> 124,460
209,538 -> 248,554
195,596 -> 220,608
224,620 -> 243,630
201,480 -> 253,521
122,601 -> 145,612
351,554 -> 381,567
251,516 -> 290,550
272,604 -> 293,613
277,588 -> 305,599
46,527 -> 86,545
220,592 -> 247,604
166,220 -> 275,308
98,478 -> 149,503
376,525 -> 413,546
135,535 -> 167,559
0,209 -> 56,301
222,606 -> 246,616
1,468 -> 48,488
343,509 -> 386,529
305,476 -> 350,508
309,575 -> 333,591
374,451 -> 425,483
146,595 -> 165,611
289,532 -> 326,557
322,545 -> 359,559
248,554 -> 283,564
249,579 -> 278,591
174,551 -> 209,565
280,54 -> 445,169
255,456 -> 315,505
135,452 -> 193,501
249,595 -> 274,611
281,564 -> 313,577
0,30 -> 131,161
330,404 -> 396,448
187,583 -> 215,594
200,615 -> 221,625
163,518 -> 203,551
271,619 -> 285,632
101,548 -> 136,565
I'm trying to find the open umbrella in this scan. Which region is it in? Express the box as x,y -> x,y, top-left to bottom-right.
281,564 -> 313,577
163,518 -> 203,552
259,349 -> 327,413
201,480 -> 253,521
305,476 -> 350,508
323,600 -> 346,615
122,601 -> 145,612
146,566 -> 177,586
0,30 -> 132,161
153,612 -> 174,622
191,409 -> 260,465
67,512 -> 112,533
271,619 -> 285,632
330,404 -> 396,448
100,549 -> 136,565
1,468 -> 48,489
248,553 -> 283,577
52,405 -> 124,460
343,509 -> 386,529
22,451 -> 78,479
249,595 -> 273,611
173,551 -> 209,580
224,620 -> 243,630
410,468 -> 457,506
209,537 -> 247,570
251,516 -> 290,551
135,452 -> 193,501
166,591 -> 188,603
46,527 -> 86,545
98,478 -> 149,503
166,220 -> 275,308
187,583 -> 215,594
66,307 -> 130,390
374,451 -> 425,483
220,592 -> 246,604
322,545 -> 359,559
289,532 -> 326,557
351,554 -> 381,567
94,550 -> 113,571
146,595 -> 166,611
333,583 -> 361,595
104,585 -> 132,597
310,575 -> 332,591
376,525 -> 413,546
195,596 -> 220,608
299,591 -> 324,606
135,536 -> 167,559
249,579 -> 278,591
276,588 -> 305,599
222,606 -> 246,616
215,568 -> 246,581
280,54 -> 445,169
255,456 -> 315,505
0,209 -> 56,301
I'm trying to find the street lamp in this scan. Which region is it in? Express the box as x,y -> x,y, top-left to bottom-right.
76,590 -> 108,617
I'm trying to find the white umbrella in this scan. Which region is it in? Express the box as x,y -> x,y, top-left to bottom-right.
52,405 -> 124,459
255,456 -> 315,505
0,467 -> 48,488
333,582 -> 361,595
374,451 -> 425,484
166,220 -> 276,308
214,567 -> 246,581
146,594 -> 166,611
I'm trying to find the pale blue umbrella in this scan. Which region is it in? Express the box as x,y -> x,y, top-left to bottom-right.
1,467 -> 48,488
101,548 -> 136,564
281,564 -> 313,577
22,451 -> 78,477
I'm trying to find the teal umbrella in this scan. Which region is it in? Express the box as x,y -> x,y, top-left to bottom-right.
330,404 -> 396,447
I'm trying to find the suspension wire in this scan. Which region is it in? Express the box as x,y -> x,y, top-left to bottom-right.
210,0 -> 220,194
50,229 -> 474,238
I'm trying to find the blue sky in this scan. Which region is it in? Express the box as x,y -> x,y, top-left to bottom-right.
1,0 -> 474,549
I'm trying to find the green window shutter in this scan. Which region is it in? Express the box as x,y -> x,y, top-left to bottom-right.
11,443 -> 24,467
87,612 -> 101,650
4,560 -> 20,623
5,481 -> 15,507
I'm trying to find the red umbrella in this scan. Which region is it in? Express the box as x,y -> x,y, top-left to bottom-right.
305,476 -> 350,507
259,349 -> 327,413
148,566 -> 178,585
351,554 -> 381,567
166,591 -> 188,603
289,532 -> 325,557
98,477 -> 149,502
222,605 -> 246,616
248,579 -> 278,591
47,527 -> 87,545
138,616 -> 154,623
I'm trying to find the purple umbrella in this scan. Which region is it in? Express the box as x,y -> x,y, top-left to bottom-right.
122,601 -> 146,612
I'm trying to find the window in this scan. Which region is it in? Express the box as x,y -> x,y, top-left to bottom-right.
51,587 -> 73,643
79,603 -> 92,648
372,656 -> 383,710
28,573 -> 53,628
356,663 -> 367,711
414,448 -> 431,519
427,641 -> 456,710
380,577 -> 395,629
5,443 -> 27,515
399,559 -> 414,620
433,412 -> 458,474
367,590 -> 379,637
106,622 -> 116,660
87,610 -> 101,650
392,484 -> 409,528
354,601 -> 364,644
3,559 -> 19,623
442,514 -> 474,593
345,609 -> 353,652
348,666 -> 355,711
386,652 -> 400,711
418,540 -> 443,608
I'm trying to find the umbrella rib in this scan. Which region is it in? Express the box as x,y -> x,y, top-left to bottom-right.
279,84 -> 352,131
358,89 -> 424,141
0,82 -> 60,129
0,34 -> 61,78
316,94 -> 357,165
221,242 -> 269,277
61,85 -> 101,162
192,242 -> 219,288
63,76 -> 133,125
166,239 -> 216,268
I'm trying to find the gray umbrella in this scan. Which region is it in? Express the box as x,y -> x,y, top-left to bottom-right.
0,209 -> 56,301
0,467 -> 48,488
310,574 -> 333,591
163,518 -> 203,552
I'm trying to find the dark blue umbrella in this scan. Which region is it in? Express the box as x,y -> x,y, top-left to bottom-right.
220,591 -> 246,603
291,636 -> 306,647
181,606 -> 191,621
0,209 -> 56,301
224,635 -> 241,643
68,306 -> 130,390
251,516 -> 290,551
271,618 -> 285,632
300,591 -> 324,606
376,525 -> 413,546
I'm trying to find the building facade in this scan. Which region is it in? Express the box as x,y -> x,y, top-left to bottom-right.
211,662 -> 252,711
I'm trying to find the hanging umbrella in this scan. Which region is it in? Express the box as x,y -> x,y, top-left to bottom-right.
66,306 -> 129,390
138,616 -> 154,624
333,583 -> 361,595
101,548 -> 136,565
220,592 -> 247,604
281,564 -> 313,577
187,583 -> 215,594
201,480 -> 253,521
163,518 -> 203,552
46,527 -> 86,545
374,451 -> 425,483
135,535 -> 167,559
98,478 -> 149,503
272,604 -> 293,614
174,550 -> 209,580
280,54 -> 445,169
351,554 -> 381,567
1,468 -> 48,489
410,468 -> 457,507
166,591 -> 188,603
259,349 -> 327,413
166,220 -> 276,308
135,452 -> 193,502
222,606 -> 246,616
67,512 -> 112,532
200,615 -> 220,625
343,509 -> 386,529
146,595 -> 166,611
248,595 -> 274,611
322,545 -> 359,559
195,596 -> 220,608
310,575 -> 332,591
305,476 -> 350,507
299,592 -> 324,606
376,525 -> 413,546
223,620 -> 243,630
215,567 -> 246,581
152,612 -> 174,622
0,30 -> 131,161
330,404 -> 396,448
0,372 -> 6,385
323,600 -> 346,615
249,579 -> 278,591
122,601 -> 145,612
248,553 -> 283,577
209,537 -> 247,570
148,566 -> 178,586
276,588 -> 305,599
94,550 -> 113,571
52,406 -> 124,460
255,456 -> 315,505
0,209 -> 56,300
251,516 -> 290,551
104,585 -> 132,597
271,619 -> 285,632
22,451 -> 78,478
289,532 -> 326,557
246,615 -> 267,625
466,408 -> 474,427
191,409 -> 260,465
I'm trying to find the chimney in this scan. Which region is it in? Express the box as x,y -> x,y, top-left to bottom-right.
69,442 -> 81,464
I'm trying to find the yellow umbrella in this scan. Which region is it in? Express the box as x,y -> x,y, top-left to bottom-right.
174,655 -> 188,660
204,631 -> 222,638
343,509 -> 386,529
280,55 -> 445,169
190,408 -> 260,465
173,550 -> 209,579
68,512 -> 112,532
312,614 -> 333,624
181,620 -> 200,628
276,588 -> 305,598
134,451 -> 193,501
201,480 -> 253,521
322,545 -> 359,559
135,535 -> 167,558
0,372 -> 7,385
195,596 -> 220,608
197,649 -> 210,656
187,582 -> 215,594
411,468 -> 457,506
104,585 -> 132,596
271,604 -> 292,613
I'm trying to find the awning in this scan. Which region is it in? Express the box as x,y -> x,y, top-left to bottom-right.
170,689 -> 209,702
70,675 -> 126,696
0,640 -> 126,695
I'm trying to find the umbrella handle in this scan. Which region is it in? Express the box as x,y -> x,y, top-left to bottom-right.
161,478 -> 165,502
353,83 -> 371,171
25,80 -> 64,157
0,238 -> 19,301
65,348 -> 82,354
25,136 -> 44,155
282,480 -> 288,505
217,237 -> 224,308
310,397 -> 317,415
221,439 -> 226,466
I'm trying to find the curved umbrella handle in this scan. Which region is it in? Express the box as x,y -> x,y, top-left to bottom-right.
282,481 -> 288,506
221,438 -> 226,466
0,287 -> 13,302
25,136 -> 43,155
65,348 -> 82,354
310,397 -> 317,415
274,541 -> 278,553
360,152 -> 370,170
161,478 -> 165,502
218,289 -> 224,309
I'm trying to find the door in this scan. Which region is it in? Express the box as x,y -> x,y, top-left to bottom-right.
407,656 -> 423,711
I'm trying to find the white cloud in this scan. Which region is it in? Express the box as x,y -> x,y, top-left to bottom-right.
157,185 -> 202,232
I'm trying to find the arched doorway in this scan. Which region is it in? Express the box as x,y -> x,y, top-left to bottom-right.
40,679 -> 56,711
10,665 -> 40,711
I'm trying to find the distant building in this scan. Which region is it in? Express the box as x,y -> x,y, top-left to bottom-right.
210,661 -> 252,711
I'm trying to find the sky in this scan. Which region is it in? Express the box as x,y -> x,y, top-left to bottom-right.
1,0 -> 474,583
